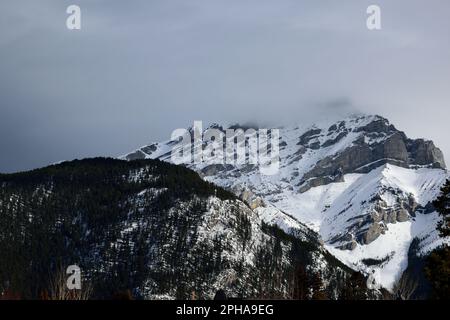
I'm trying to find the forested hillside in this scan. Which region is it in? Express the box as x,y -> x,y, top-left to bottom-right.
0,158 -> 371,299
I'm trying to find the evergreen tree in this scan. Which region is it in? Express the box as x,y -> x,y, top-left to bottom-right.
292,265 -> 307,300
425,179 -> 450,299
340,272 -> 367,300
433,179 -> 450,237
309,273 -> 328,300
424,247 -> 450,299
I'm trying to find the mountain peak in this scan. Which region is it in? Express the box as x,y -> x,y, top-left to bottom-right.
120,114 -> 448,291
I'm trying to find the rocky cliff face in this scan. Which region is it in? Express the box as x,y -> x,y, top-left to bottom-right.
122,114 -> 448,291
297,117 -> 445,193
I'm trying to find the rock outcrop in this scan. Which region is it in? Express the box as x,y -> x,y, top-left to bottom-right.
297,116 -> 445,193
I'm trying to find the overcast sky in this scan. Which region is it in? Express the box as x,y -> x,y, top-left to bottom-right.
1,0 -> 450,173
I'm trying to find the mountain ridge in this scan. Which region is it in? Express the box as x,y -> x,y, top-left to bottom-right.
0,158 -> 372,299
122,114 -> 449,290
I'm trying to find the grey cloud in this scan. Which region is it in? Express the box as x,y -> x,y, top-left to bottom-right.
1,0 -> 450,172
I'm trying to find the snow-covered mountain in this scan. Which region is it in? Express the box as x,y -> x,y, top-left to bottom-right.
122,114 -> 449,291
